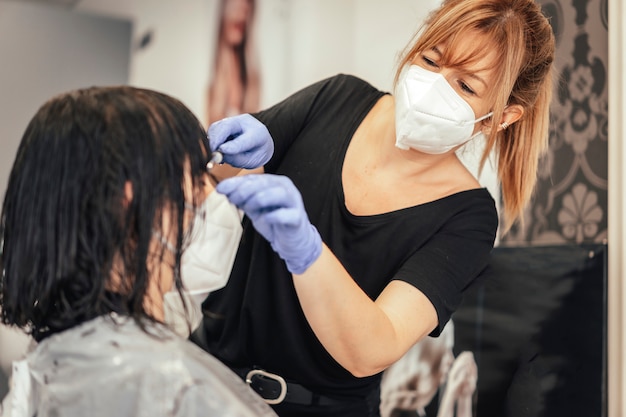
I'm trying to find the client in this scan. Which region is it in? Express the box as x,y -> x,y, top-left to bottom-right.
0,86 -> 275,417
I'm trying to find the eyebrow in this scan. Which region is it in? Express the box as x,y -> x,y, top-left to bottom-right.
431,46 -> 488,88
466,72 -> 488,89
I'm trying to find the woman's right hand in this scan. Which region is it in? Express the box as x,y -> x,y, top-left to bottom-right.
208,113 -> 274,170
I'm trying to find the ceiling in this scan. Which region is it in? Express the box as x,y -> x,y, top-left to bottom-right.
0,0 -> 136,19
0,0 -> 82,7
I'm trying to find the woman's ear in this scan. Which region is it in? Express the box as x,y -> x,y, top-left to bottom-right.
498,104 -> 524,131
123,181 -> 133,208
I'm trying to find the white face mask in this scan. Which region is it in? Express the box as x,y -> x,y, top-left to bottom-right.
162,190 -> 242,336
394,65 -> 493,154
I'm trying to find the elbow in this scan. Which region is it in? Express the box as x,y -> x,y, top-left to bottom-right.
334,337 -> 406,378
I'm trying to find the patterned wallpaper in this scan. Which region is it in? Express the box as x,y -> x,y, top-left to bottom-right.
501,0 -> 608,246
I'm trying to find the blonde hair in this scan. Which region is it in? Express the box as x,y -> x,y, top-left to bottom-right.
395,0 -> 555,233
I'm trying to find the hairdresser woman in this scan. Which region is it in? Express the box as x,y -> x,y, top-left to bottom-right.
191,1 -> 555,416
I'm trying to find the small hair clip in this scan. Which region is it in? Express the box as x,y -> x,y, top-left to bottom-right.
206,151 -> 223,172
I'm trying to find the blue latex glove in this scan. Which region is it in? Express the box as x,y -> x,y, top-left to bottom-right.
216,174 -> 322,274
208,114 -> 274,169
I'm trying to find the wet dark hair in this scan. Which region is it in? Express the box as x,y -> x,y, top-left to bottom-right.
0,86 -> 210,341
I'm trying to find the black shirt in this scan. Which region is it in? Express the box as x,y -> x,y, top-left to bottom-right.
193,74 -> 498,399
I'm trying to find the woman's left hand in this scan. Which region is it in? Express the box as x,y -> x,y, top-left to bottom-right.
216,174 -> 322,274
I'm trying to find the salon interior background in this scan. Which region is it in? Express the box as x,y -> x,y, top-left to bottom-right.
0,0 -> 616,411
0,0 -> 609,247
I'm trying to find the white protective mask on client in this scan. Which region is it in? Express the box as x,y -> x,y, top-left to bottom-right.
163,190 -> 242,336
394,64 -> 493,154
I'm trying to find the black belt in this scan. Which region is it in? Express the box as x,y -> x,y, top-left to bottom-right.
232,366 -> 346,406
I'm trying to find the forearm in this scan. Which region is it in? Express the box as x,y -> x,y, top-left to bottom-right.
292,244 -> 437,377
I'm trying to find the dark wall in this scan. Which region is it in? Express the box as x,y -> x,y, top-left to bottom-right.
453,244 -> 607,417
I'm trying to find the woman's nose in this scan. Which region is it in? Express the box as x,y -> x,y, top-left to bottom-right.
436,68 -> 455,84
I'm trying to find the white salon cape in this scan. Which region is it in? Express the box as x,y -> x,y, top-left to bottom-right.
0,315 -> 276,417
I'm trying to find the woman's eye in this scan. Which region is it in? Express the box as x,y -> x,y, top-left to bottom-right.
459,81 -> 476,95
422,56 -> 439,68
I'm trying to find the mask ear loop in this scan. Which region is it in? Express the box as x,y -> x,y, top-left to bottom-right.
153,230 -> 177,254
470,111 -> 494,139
475,111 -> 494,124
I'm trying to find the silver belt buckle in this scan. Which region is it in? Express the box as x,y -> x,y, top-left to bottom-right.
245,369 -> 287,405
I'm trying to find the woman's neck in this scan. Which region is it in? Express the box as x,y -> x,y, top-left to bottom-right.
366,95 -> 459,177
